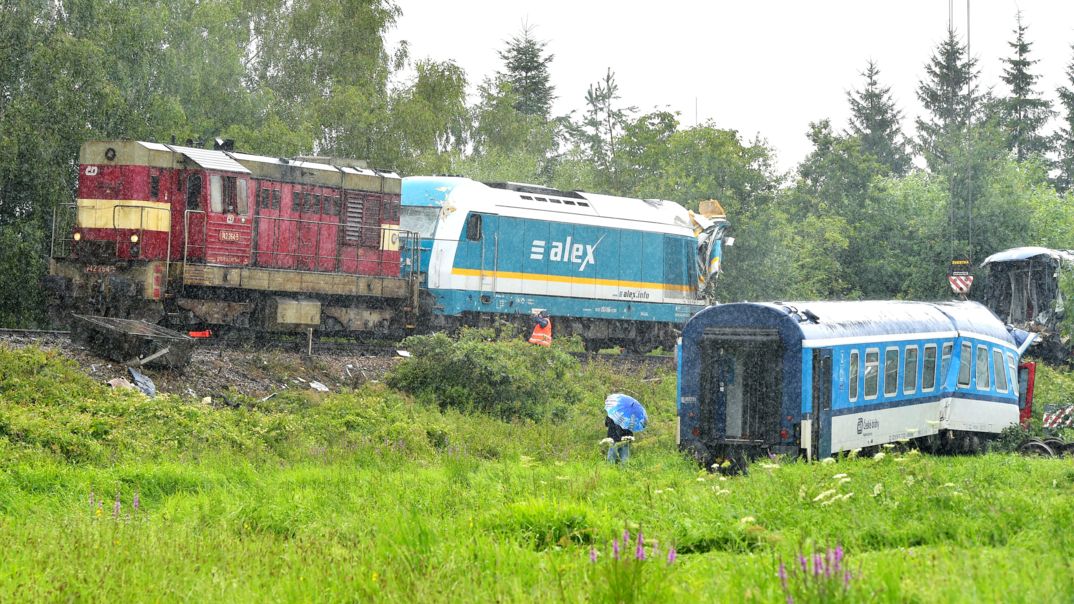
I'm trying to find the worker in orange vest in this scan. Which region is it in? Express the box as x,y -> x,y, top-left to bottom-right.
528,310 -> 552,347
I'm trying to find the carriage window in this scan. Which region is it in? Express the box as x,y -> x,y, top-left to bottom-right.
941,343 -> 953,383
903,346 -> 918,394
848,350 -> 859,402
884,348 -> 899,397
272,189 -> 281,210
292,191 -> 301,212
957,342 -> 971,387
303,192 -> 315,214
314,194 -> 323,215
466,214 -> 482,241
186,174 -> 202,210
150,175 -> 159,200
236,179 -> 248,215
1007,353 -> 1018,394
922,345 -> 937,392
258,187 -> 269,209
210,175 -> 223,213
993,350 -> 1008,393
975,345 -> 990,390
864,350 -> 879,400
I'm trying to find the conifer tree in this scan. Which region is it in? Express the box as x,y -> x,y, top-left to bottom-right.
999,13 -> 1053,162
915,28 -> 980,170
497,25 -> 555,120
846,60 -> 911,176
1055,46 -> 1074,191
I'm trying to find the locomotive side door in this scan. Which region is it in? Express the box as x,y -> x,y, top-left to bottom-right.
182,170 -> 207,262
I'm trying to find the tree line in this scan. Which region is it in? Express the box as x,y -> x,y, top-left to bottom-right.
2,2 -> 1074,325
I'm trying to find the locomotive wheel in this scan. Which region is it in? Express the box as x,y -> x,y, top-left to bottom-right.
1017,439 -> 1055,457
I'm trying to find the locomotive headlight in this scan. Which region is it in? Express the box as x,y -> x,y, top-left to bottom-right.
130,234 -> 139,243
72,232 -> 82,241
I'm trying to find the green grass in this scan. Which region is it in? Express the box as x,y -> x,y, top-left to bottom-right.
2,344 -> 1074,602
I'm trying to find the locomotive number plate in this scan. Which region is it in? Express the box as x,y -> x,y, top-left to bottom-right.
84,265 -> 116,274
219,231 -> 241,242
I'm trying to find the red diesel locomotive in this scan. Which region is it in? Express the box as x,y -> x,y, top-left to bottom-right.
46,140 -> 419,336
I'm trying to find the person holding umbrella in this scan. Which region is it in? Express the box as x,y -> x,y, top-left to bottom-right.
603,393 -> 647,464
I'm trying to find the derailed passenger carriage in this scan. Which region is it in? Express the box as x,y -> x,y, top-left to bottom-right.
677,301 -> 1037,467
47,140 -> 417,336
401,177 -> 730,351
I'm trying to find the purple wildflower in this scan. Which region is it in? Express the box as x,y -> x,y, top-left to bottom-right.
612,539 -> 620,560
623,529 -> 630,546
89,490 -> 95,508
786,596 -> 794,604
813,553 -> 822,577
844,569 -> 852,588
133,491 -> 140,512
778,561 -> 788,591
798,553 -> 808,573
635,542 -> 646,561
825,548 -> 833,578
589,545 -> 598,563
637,530 -> 644,547
113,492 -> 121,520
666,546 -> 677,565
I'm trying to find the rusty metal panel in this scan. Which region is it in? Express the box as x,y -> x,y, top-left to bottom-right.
177,298 -> 253,324
180,265 -> 411,299
271,297 -> 320,326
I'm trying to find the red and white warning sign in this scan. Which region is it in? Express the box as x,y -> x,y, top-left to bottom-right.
948,274 -> 973,294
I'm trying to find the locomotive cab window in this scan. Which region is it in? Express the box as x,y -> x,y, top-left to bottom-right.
993,349 -> 1008,393
884,348 -> 899,397
466,214 -> 482,241
922,345 -> 937,392
903,346 -> 918,394
957,342 -> 972,388
186,174 -> 202,210
1007,353 -> 1019,394
150,175 -> 160,200
236,179 -> 248,215
975,345 -> 990,390
941,343 -> 953,384
864,349 -> 879,400
210,175 -> 223,213
848,350 -> 859,402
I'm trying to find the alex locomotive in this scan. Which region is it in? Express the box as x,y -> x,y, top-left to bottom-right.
47,141 -> 729,347
401,177 -> 730,351
677,300 -> 1037,466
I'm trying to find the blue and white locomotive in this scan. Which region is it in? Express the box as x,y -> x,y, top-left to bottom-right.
401,177 -> 730,351
676,300 -> 1036,464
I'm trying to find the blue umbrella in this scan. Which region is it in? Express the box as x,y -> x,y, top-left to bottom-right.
605,393 -> 647,432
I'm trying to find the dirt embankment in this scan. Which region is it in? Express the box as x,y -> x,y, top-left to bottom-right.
2,334 -> 401,399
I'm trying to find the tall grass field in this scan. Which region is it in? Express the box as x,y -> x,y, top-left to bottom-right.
1,335 -> 1073,602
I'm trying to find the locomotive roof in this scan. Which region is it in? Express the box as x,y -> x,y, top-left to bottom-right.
402,176 -> 709,234
686,300 -> 1027,349
79,141 -> 400,194
980,246 -> 1074,265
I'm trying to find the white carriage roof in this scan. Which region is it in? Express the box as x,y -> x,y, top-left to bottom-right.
980,246 -> 1074,265
229,151 -> 395,179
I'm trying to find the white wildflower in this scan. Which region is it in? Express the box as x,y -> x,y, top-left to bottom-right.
905,475 -> 916,486
838,477 -> 851,485
848,448 -> 861,458
882,443 -> 896,449
832,473 -> 848,480
873,452 -> 886,460
761,463 -> 780,470
821,457 -> 836,465
942,483 -> 956,488
600,438 -> 614,446
872,483 -> 884,497
739,516 -> 756,524
813,489 -> 837,502
697,477 -> 706,482
840,492 -> 854,501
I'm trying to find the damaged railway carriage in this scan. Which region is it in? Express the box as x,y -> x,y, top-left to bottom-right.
46,140 -> 417,335
677,301 -> 1036,466
401,177 -> 730,351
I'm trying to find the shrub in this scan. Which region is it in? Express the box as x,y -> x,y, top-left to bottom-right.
386,329 -> 582,421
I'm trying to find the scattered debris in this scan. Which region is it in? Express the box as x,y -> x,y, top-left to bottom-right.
309,381 -> 329,392
108,378 -> 134,390
128,367 -> 157,397
396,350 -> 411,358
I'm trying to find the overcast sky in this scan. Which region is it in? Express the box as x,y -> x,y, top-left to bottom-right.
387,1 -> 1074,174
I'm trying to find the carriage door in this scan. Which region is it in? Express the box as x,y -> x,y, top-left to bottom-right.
811,349 -> 833,460
479,215 -> 499,302
699,328 -> 783,446
204,173 -> 252,265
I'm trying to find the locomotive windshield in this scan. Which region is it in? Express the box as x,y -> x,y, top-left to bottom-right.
400,206 -> 439,238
